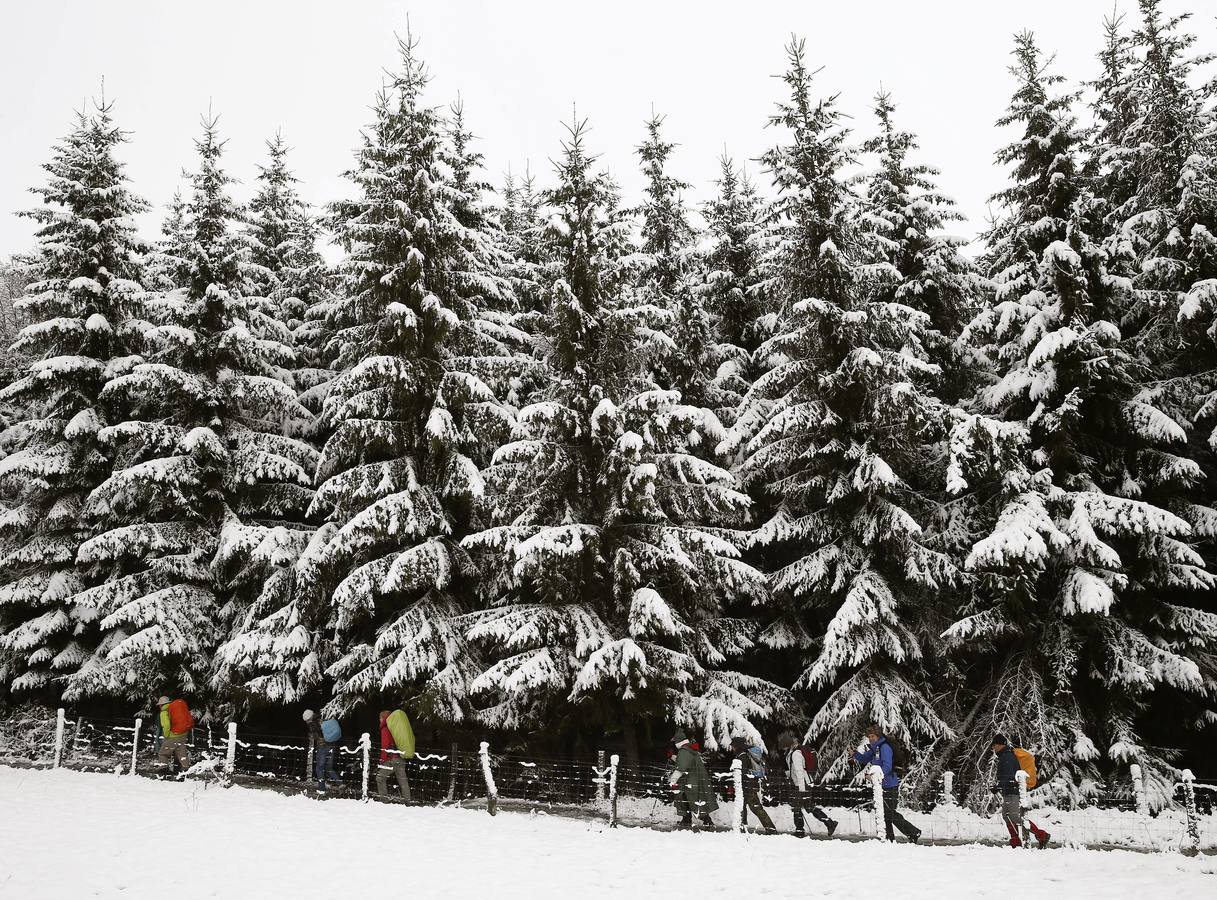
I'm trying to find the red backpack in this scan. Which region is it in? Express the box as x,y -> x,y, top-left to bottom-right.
167,699 -> 194,734
798,746 -> 817,777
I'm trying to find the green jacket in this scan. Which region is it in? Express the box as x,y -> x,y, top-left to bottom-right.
671,745 -> 719,812
159,705 -> 187,740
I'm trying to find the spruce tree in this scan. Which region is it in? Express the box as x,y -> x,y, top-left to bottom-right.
464,118 -> 789,764
739,39 -> 958,772
0,102 -> 147,698
948,32 -> 1217,806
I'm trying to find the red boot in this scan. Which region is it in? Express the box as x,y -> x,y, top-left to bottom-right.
1028,820 -> 1050,848
1005,820 -> 1022,847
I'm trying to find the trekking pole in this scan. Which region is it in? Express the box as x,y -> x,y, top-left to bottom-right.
1179,769 -> 1201,856
359,732 -> 371,801
129,718 -> 142,776
479,741 -> 499,816
732,758 -> 745,833
52,708 -> 65,769
868,764 -> 886,839
1129,764 -> 1149,817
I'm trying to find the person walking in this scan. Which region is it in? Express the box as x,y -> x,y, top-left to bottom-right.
992,734 -> 1050,848
376,709 -> 413,801
304,710 -> 341,790
156,696 -> 192,775
729,736 -> 776,833
668,729 -> 718,828
777,731 -> 838,837
853,724 -> 921,843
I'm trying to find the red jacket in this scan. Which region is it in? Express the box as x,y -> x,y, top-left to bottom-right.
379,721 -> 394,763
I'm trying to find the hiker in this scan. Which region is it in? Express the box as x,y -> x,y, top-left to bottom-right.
304,710 -> 341,790
668,729 -> 718,828
376,709 -> 414,801
729,736 -> 776,833
777,731 -> 838,837
156,696 -> 192,774
853,724 -> 921,843
992,734 -> 1050,848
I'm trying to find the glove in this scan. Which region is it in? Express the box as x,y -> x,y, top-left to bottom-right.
857,740 -> 869,754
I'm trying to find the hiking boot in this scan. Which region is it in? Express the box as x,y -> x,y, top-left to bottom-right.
698,814 -> 715,829
826,819 -> 838,838
1009,837 -> 1023,848
677,814 -> 693,829
1036,833 -> 1050,849
908,829 -> 922,844
763,826 -> 778,835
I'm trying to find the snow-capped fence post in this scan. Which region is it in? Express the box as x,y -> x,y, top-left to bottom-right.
359,732 -> 371,801
224,722 -> 237,776
129,718 -> 142,776
597,750 -> 607,800
731,758 -> 745,832
942,770 -> 955,805
306,744 -> 314,784
868,764 -> 886,838
608,753 -> 619,828
1015,768 -> 1029,810
446,741 -> 458,801
479,741 -> 498,816
1180,769 -> 1201,856
1129,764 -> 1149,817
52,708 -> 65,769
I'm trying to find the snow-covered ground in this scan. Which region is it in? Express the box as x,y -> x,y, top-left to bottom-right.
1,766 -> 1213,899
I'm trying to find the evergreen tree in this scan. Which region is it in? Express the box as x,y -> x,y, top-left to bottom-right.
65,115 -> 310,701
0,102 -> 147,698
464,118 -> 789,765
948,33 -> 1217,807
738,39 -> 958,772
296,34 -> 510,720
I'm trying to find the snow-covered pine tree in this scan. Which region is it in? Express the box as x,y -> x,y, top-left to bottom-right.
464,117 -> 791,766
64,115 -> 311,702
145,190 -> 189,293
701,155 -> 768,431
296,34 -> 511,721
0,102 -> 147,699
947,32 -> 1217,808
736,39 -> 958,773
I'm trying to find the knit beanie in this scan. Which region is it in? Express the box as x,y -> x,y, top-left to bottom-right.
671,728 -> 688,745
302,709 -> 315,722
157,696 -> 170,706
992,733 -> 1008,747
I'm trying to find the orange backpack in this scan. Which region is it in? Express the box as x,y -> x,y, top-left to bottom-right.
1012,747 -> 1038,789
167,699 -> 194,735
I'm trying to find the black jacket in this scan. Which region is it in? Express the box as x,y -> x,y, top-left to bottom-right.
995,746 -> 1021,796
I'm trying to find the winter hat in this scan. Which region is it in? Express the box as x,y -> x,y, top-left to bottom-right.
671,728 -> 689,745
730,736 -> 749,751
776,730 -> 798,750
157,696 -> 170,705
992,733 -> 1008,747
302,709 -> 315,722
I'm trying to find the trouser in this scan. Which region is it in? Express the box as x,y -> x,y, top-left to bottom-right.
1001,793 -> 1048,846
882,787 -> 918,840
739,785 -> 775,831
674,790 -> 714,822
376,759 -> 411,801
314,745 -> 340,786
791,789 -> 833,831
158,736 -> 189,772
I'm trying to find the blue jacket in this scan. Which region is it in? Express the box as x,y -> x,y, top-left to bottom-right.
854,737 -> 900,789
994,746 -> 1021,797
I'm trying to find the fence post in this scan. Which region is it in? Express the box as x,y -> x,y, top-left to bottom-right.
52,708 -> 65,769
1180,769 -> 1201,856
1129,763 -> 1149,816
731,758 -> 745,832
224,722 -> 237,776
360,732 -> 371,801
306,744 -> 314,784
479,741 -> 498,816
446,741 -> 458,801
868,764 -> 886,839
1015,768 -> 1029,811
609,753 -> 619,828
129,718 -> 142,776
942,770 -> 955,805
597,750 -> 607,800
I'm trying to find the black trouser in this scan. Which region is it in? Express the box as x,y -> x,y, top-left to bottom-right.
739,785 -> 775,830
882,787 -> 918,840
791,789 -> 833,831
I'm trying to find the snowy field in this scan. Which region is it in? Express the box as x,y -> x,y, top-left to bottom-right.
1,766 -> 1213,899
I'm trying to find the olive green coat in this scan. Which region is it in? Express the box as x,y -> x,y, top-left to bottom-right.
672,745 -> 719,814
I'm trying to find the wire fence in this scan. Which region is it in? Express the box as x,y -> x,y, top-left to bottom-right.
1,707 -> 1212,854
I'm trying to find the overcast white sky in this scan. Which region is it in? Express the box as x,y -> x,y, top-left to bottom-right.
2,0 -> 1213,259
